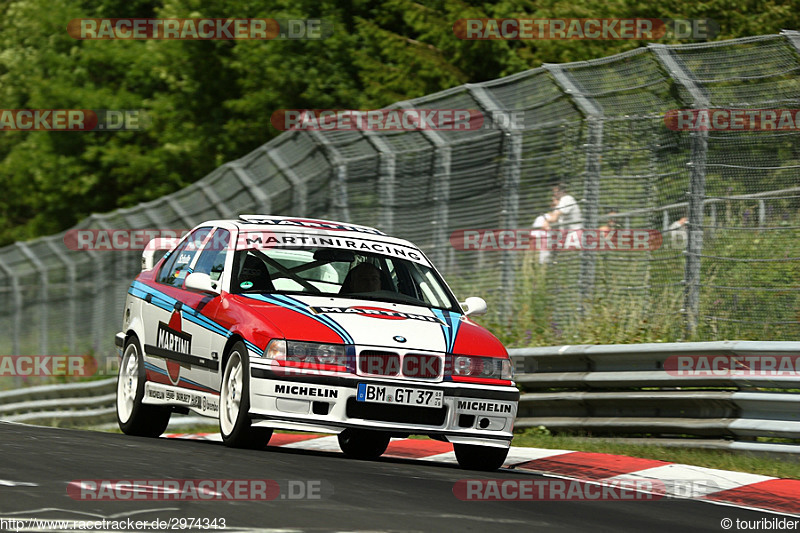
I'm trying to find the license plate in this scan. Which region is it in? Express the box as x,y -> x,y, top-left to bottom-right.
356,383 -> 443,408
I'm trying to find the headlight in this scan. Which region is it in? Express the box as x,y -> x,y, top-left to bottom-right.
287,341 -> 346,365
447,355 -> 513,381
264,339 -> 347,369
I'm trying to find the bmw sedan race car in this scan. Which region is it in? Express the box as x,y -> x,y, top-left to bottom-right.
115,215 -> 519,470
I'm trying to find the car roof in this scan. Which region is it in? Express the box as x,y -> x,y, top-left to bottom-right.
199,215 -> 418,248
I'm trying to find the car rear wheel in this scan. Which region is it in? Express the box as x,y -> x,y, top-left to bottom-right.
219,341 -> 272,449
116,336 -> 171,437
337,429 -> 391,460
454,443 -> 509,471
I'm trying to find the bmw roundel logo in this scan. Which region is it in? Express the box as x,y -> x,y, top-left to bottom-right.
393,335 -> 406,343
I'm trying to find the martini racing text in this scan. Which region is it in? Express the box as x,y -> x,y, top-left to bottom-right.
245,232 -> 426,265
309,306 -> 443,323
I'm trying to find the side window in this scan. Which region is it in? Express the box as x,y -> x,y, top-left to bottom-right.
156,227 -> 211,288
194,229 -> 231,282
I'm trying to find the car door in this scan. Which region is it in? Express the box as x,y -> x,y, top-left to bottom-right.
181,226 -> 234,392
143,226 -> 216,394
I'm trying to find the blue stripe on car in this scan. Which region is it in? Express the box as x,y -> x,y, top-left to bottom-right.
241,293 -> 355,345
128,281 -> 265,356
143,361 -> 217,393
432,309 -> 462,353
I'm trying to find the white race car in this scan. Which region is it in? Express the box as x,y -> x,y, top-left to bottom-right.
115,215 -> 518,470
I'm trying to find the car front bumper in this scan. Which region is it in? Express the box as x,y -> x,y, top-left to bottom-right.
248,366 -> 519,448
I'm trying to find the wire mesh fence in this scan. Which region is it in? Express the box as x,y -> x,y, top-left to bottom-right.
1,32 -> 799,381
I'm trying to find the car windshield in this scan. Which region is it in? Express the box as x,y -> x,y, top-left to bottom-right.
230,243 -> 459,313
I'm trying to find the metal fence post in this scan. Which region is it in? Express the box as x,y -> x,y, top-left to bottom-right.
467,84 -> 521,324
86,214 -> 113,354
782,29 -> 800,53
196,181 -> 234,219
16,243 -> 48,356
685,130 -> 708,336
307,130 -> 351,223
0,258 -> 21,386
43,238 -> 76,353
164,197 -> 195,228
650,44 -> 710,337
228,163 -> 273,214
546,65 -> 603,315
360,123 -> 397,235
397,103 -> 451,272
266,143 -> 308,217
580,117 -> 602,310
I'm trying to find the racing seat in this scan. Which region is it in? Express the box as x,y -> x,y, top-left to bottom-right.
238,254 -> 274,292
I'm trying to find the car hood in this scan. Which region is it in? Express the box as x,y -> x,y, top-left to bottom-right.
231,293 -> 505,356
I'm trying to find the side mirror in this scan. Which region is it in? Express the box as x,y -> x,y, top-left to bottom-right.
462,296 -> 487,317
142,237 -> 180,271
185,272 -> 219,294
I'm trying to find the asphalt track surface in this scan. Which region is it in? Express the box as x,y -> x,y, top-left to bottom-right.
0,422 -> 784,532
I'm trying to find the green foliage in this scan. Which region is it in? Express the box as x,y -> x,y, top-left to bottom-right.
519,425 -> 552,437
451,209 -> 799,344
3,0 -> 800,245
696,219 -> 800,340
452,255 -> 687,348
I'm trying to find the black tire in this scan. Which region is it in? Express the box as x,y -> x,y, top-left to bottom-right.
116,336 -> 171,437
219,341 -> 272,449
454,443 -> 509,471
337,429 -> 391,460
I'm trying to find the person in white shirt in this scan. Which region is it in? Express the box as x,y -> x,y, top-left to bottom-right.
668,216 -> 688,249
531,213 -> 551,264
545,183 -> 583,231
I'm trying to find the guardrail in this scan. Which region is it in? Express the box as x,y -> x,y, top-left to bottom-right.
2,341 -> 799,453
510,340 -> 800,454
0,378 -> 117,426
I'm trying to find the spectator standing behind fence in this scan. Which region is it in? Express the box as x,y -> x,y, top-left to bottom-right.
531,212 -> 550,265
669,216 -> 688,249
531,197 -> 558,265
545,183 -> 583,231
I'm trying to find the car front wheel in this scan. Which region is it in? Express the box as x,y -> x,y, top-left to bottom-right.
219,341 -> 272,449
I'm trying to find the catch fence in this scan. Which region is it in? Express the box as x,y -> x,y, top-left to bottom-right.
1,32 -> 799,376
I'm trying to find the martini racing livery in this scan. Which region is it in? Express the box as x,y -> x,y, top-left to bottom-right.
115,215 -> 519,470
